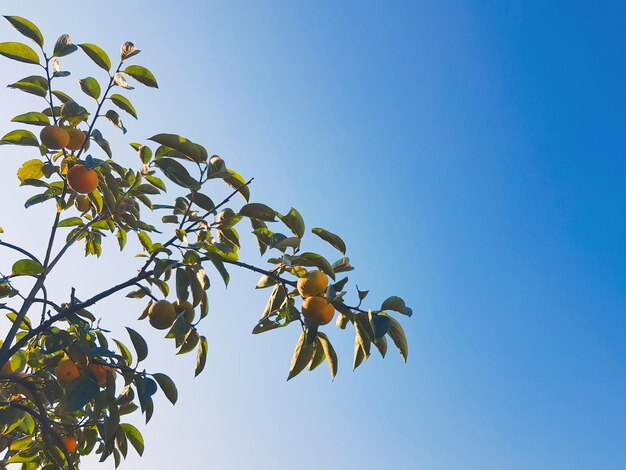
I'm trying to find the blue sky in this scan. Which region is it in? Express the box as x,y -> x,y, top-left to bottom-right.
1,1 -> 625,469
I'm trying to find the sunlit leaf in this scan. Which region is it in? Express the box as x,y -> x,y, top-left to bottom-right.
154,157 -> 200,190
17,159 -> 44,183
11,112 -> 49,126
312,227 -> 347,255
0,41 -> 39,64
317,332 -> 338,380
4,16 -> 44,47
152,372 -> 177,404
149,134 -> 207,163
79,76 -> 101,100
239,203 -> 276,221
0,130 -> 38,147
110,94 -> 137,119
125,327 -> 148,363
124,65 -> 158,88
120,423 -> 144,456
79,43 -> 111,71
194,335 -> 208,376
287,331 -> 315,380
381,296 -> 413,317
11,259 -> 44,276
279,207 -> 305,238
380,313 -> 408,362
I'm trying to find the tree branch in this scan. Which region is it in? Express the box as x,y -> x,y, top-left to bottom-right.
0,240 -> 41,263
47,215 -> 102,272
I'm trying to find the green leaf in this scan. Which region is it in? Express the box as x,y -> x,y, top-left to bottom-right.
317,332 -> 338,380
149,134 -> 207,163
116,228 -> 127,251
11,259 -> 44,276
17,159 -> 44,183
238,203 -> 276,221
223,169 -> 250,202
0,129 -> 38,147
79,76 -> 101,100
308,338 -> 326,371
6,312 -> 31,331
312,227 -> 347,255
57,217 -> 83,228
279,207 -> 305,238
4,16 -> 44,47
120,423 -> 144,456
126,287 -> 148,299
7,75 -> 48,97
125,327 -> 148,363
291,252 -> 335,280
195,335 -> 208,376
256,275 -> 275,289
207,254 -> 230,286
110,94 -> 137,119
176,267 -> 190,303
11,111 -> 49,126
380,313 -> 408,362
24,193 -> 52,208
113,339 -> 133,366
287,331 -> 315,380
353,335 -> 366,370
188,192 -> 214,212
137,232 -> 153,252
79,43 -> 111,71
165,313 -> 191,339
177,328 -> 199,355
105,109 -> 126,133
53,34 -> 78,57
369,311 -> 392,341
373,336 -> 388,358
60,101 -> 89,126
143,180 -> 167,199
154,157 -> 200,190
0,42 -> 40,64
92,129 -> 112,158
51,89 -> 73,103
124,65 -> 158,88
272,236 -> 300,252
381,296 -> 413,317
152,372 -> 177,405
59,376 -> 100,411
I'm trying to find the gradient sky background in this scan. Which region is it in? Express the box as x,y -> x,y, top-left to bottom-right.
1,1 -> 625,469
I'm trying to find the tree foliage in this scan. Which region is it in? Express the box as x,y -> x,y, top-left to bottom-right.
0,16 -> 412,469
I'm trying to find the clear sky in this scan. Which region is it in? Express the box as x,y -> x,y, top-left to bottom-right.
1,1 -> 625,469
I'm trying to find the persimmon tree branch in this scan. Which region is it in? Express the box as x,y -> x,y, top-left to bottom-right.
0,240 -> 40,263
47,215 -> 102,271
76,59 -> 123,159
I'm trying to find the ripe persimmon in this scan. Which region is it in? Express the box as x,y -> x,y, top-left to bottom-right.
65,128 -> 86,152
302,296 -> 335,326
67,164 -> 98,194
40,125 -> 69,149
62,436 -> 77,453
148,300 -> 176,330
75,195 -> 91,212
0,360 -> 11,375
297,270 -> 328,298
88,363 -> 112,387
54,358 -> 80,387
